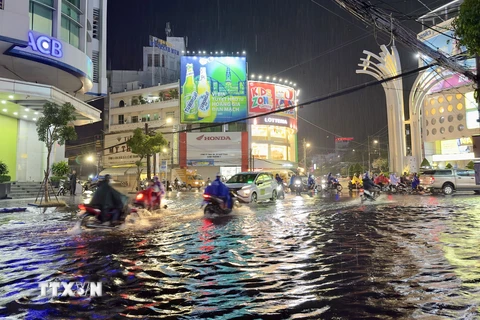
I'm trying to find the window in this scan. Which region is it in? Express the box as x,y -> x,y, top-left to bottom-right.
29,0 -> 54,36
61,0 -> 82,48
153,113 -> 159,120
92,8 -> 100,40
119,100 -> 125,108
166,111 -> 175,118
142,114 -> 150,122
148,54 -> 160,67
92,50 -> 99,83
162,55 -> 165,67
118,115 -> 124,124
132,116 -> 138,123
61,16 -> 80,48
0,0 -> 4,10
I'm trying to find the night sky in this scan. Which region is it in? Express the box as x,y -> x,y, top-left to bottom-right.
106,0 -> 451,153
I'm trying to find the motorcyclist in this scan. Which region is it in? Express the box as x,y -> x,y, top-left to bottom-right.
362,172 -> 377,193
374,173 -> 389,189
307,174 -> 315,190
350,173 -> 363,189
389,172 -> 399,191
204,172 -> 232,209
206,177 -> 212,186
327,173 -> 335,189
411,172 -> 420,191
289,173 -> 297,190
275,174 -> 285,198
89,174 -> 126,225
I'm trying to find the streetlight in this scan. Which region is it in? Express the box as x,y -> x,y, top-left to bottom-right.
303,138 -> 310,173
367,137 -> 379,172
146,117 -> 174,179
86,155 -> 98,175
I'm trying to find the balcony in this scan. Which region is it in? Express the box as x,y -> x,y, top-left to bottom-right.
109,98 -> 179,115
109,119 -> 177,133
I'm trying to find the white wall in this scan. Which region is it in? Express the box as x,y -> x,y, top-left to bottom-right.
0,0 -> 29,43
16,120 -> 46,182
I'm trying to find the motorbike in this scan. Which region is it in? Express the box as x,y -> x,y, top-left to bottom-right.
201,190 -> 240,215
56,179 -> 71,196
77,197 -> 138,229
276,182 -> 285,199
292,178 -> 303,196
321,179 -> 343,193
134,188 -> 166,210
359,186 -> 380,202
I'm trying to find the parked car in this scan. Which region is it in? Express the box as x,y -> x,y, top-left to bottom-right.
420,169 -> 480,195
226,172 -> 278,203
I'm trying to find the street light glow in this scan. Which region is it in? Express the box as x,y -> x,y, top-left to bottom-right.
87,155 -> 94,162
306,143 -> 311,148
166,117 -> 172,123
374,140 -> 378,144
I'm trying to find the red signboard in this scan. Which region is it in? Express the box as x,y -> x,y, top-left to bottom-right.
248,81 -> 296,118
248,81 -> 275,114
335,137 -> 354,142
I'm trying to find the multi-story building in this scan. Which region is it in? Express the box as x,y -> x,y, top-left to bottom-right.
101,83 -> 180,184
109,35 -> 185,93
0,0 -> 107,181
410,0 -> 479,170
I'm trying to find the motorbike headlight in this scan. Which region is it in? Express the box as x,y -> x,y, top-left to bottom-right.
195,182 -> 198,185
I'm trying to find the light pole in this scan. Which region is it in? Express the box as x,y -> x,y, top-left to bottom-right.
147,117 -> 172,179
367,137 -> 378,172
303,138 -> 310,173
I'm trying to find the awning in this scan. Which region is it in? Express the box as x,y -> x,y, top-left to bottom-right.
0,77 -> 101,126
99,168 -> 131,176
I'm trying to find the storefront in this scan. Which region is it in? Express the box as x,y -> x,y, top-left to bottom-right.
248,81 -> 298,170
179,132 -> 249,180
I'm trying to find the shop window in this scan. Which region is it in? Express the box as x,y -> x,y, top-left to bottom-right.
132,116 -> 138,123
466,110 -> 480,129
228,122 -> 247,132
251,125 -> 268,137
271,145 -> 287,160
252,144 -> 268,159
270,127 -> 286,139
29,0 -> 54,36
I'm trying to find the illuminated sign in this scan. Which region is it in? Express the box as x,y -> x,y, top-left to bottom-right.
252,115 -> 297,129
28,31 -> 63,58
335,137 -> 354,142
264,117 -> 288,125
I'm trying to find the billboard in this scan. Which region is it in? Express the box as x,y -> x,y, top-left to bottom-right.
180,56 -> 248,123
186,132 -> 242,166
248,81 -> 297,118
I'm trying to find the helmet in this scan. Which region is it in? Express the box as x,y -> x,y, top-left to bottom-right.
154,176 -> 159,181
104,174 -> 111,182
216,172 -> 221,178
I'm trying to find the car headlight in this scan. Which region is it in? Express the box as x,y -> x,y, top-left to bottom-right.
243,189 -> 251,195
195,182 -> 198,185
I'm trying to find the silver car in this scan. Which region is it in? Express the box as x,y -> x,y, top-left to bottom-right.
420,169 -> 480,195
226,172 -> 278,203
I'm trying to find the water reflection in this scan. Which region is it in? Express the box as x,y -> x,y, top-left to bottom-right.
0,194 -> 479,318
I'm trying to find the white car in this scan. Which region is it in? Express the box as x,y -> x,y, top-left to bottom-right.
226,172 -> 278,203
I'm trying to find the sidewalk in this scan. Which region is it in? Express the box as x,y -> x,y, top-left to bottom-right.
0,194 -> 84,208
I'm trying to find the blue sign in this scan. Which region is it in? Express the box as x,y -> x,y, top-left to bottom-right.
28,31 -> 63,58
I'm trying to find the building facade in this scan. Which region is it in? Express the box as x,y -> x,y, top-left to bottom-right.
247,80 -> 298,170
101,83 -> 180,183
0,0 -> 107,181
109,35 -> 185,93
410,0 -> 479,170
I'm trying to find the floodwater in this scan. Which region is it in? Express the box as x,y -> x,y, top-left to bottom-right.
0,191 -> 480,319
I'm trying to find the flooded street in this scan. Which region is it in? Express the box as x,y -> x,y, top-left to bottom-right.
1,191 -> 480,319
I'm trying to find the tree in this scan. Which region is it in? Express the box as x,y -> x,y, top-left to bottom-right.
36,102 -> 77,202
126,128 -> 167,189
453,0 -> 480,56
420,158 -> 431,168
169,88 -> 179,100
158,91 -> 166,101
466,160 -> 475,169
372,157 -> 388,172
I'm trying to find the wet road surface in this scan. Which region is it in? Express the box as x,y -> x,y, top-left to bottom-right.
0,190 -> 479,319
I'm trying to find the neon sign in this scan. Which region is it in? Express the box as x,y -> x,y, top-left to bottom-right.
28,32 -> 63,58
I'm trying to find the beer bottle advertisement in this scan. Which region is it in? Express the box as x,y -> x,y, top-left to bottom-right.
180,56 -> 247,123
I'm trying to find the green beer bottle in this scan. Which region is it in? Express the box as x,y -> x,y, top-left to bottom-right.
183,63 -> 198,121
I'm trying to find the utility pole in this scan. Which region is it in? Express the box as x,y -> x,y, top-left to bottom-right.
303,138 -> 310,173
367,136 -> 371,173
145,122 -> 151,180
477,55 -> 480,124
